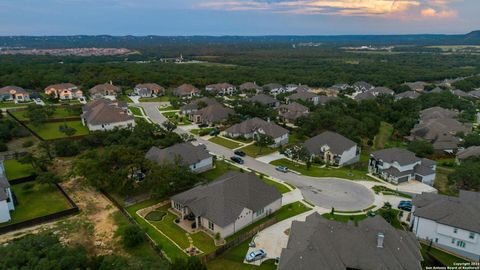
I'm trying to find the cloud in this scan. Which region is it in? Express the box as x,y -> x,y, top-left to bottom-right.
421,7 -> 457,17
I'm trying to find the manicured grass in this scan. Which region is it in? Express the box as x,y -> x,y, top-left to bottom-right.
237,144 -> 277,158
0,182 -> 71,227
434,167 -> 457,196
420,243 -> 469,267
161,111 -> 191,126
373,121 -> 393,150
158,106 -> 175,111
126,199 -> 188,260
190,128 -> 215,136
3,159 -> 36,180
140,96 -> 170,102
372,185 -> 412,198
261,177 -> 292,194
0,102 -> 33,109
270,158 -> 375,181
226,202 -> 311,242
27,120 -> 89,140
145,210 -> 166,221
199,160 -> 241,181
10,107 -> 80,121
115,95 -> 133,103
321,213 -> 368,224
129,106 -> 144,116
207,237 -> 276,270
209,136 -> 243,149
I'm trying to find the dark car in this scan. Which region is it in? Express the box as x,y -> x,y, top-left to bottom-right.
198,123 -> 208,128
234,150 -> 246,157
398,203 -> 412,212
230,156 -> 244,164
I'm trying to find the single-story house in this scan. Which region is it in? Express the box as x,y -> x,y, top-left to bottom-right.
180,97 -> 220,115
223,117 -> 289,147
174,84 -> 200,98
44,83 -> 83,100
370,86 -> 395,96
456,146 -> 480,164
468,90 -> 480,99
81,99 -> 135,131
239,82 -> 262,93
369,148 -> 436,185
303,131 -> 360,166
317,96 -> 337,105
146,142 -> 213,173
205,83 -> 235,96
352,81 -> 374,93
353,91 -> 376,101
412,190 -> 480,261
452,89 -> 469,98
190,104 -> 234,125
89,82 -> 121,98
420,107 -> 459,120
247,94 -> 280,108
395,91 -> 420,100
287,91 -> 319,105
0,161 -> 14,223
278,213 -> 422,270
170,171 -> 282,238
278,102 -> 309,123
134,83 -> 165,98
0,86 -> 30,103
404,81 -> 428,92
293,85 -> 311,93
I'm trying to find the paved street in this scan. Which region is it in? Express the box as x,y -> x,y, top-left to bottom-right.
136,102 -> 375,211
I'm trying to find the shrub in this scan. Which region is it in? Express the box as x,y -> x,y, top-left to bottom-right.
0,142 -> 7,152
145,210 -> 166,221
54,140 -> 80,157
121,225 -> 145,248
22,140 -> 34,148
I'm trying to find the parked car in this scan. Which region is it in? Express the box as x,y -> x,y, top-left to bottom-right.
245,249 -> 266,262
399,200 -> 412,206
234,150 -> 246,157
209,128 -> 220,136
198,123 -> 208,128
398,202 -> 412,211
275,166 -> 288,173
230,156 -> 244,164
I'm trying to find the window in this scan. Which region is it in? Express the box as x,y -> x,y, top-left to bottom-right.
453,228 -> 458,234
451,238 -> 455,244
435,238 -> 438,243
208,221 -> 214,231
255,208 -> 264,217
469,232 -> 475,239
456,241 -> 466,248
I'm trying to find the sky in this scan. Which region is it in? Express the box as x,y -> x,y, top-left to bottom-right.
0,0 -> 478,35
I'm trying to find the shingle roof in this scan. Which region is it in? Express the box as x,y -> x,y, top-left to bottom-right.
413,190 -> 480,233
294,85 -> 311,93
82,99 -> 134,125
352,81 -> 374,90
371,87 -> 394,96
289,92 -> 317,102
452,89 -> 469,98
174,84 -> 199,96
225,117 -> 288,139
145,142 -> 212,167
0,85 -> 28,95
205,83 -> 234,92
371,148 -> 420,166
247,94 -> 278,105
180,97 -> 219,112
457,146 -> 480,161
135,83 -> 164,92
429,87 -> 444,93
193,104 -> 234,123
354,91 -> 376,101
279,102 -> 309,121
171,171 -> 281,227
263,83 -> 283,91
420,107 -> 459,120
279,213 -> 422,270
304,131 -> 356,156
89,83 -> 120,95
395,91 -> 420,99
44,83 -> 78,92
239,82 -> 261,91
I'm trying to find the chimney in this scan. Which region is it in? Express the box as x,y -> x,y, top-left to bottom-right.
377,232 -> 384,248
109,80 -> 113,85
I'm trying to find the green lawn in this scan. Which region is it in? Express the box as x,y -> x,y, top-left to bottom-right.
420,243 -> 469,267
140,96 -> 170,102
0,102 -> 33,109
0,182 -> 72,227
200,160 -> 241,182
321,213 -> 368,224
372,185 -> 412,199
237,144 -> 277,158
126,199 -> 188,260
11,107 -> 80,121
207,237 -> 276,270
226,202 -> 311,242
373,122 -> 393,150
129,106 -> 144,116
261,177 -> 292,194
158,106 -> 175,111
161,111 -> 191,126
115,95 -> 133,103
191,128 -> 215,136
434,167 -> 457,196
3,159 -> 36,180
270,158 -> 375,181
209,136 -> 243,149
27,120 -> 89,140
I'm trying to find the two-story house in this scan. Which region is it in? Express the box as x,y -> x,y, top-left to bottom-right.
369,148 -> 436,186
44,83 -> 83,100
133,83 -> 164,98
412,190 -> 480,261
303,131 -> 360,167
145,142 -> 213,173
0,86 -> 30,103
205,83 -> 236,96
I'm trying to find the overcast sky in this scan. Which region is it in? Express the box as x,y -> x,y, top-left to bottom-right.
0,0 -> 478,35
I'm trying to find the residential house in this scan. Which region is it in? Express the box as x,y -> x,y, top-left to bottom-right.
395,91 -> 420,100
247,94 -> 280,108
456,146 -> 480,163
303,131 -> 360,166
81,99 -> 135,131
354,91 -> 376,101
317,95 -> 337,105
285,84 -> 299,92
371,86 -> 395,96
189,104 -> 234,125
420,107 -> 459,120
134,83 -> 164,98
278,213 -> 422,270
205,83 -> 236,96
0,86 -> 30,103
329,83 -> 350,92
239,82 -> 261,93
44,83 -> 83,100
452,89 -> 470,98
287,91 -> 319,105
412,190 -> 480,261
468,90 -> 480,99
352,81 -> 374,93
180,97 -> 220,115
429,87 -> 445,93
404,81 -> 428,92
369,148 -> 436,185
0,161 -> 14,223
89,82 -> 121,98
223,117 -> 289,147
146,142 -> 213,173
170,171 -> 282,238
263,83 -> 285,95
174,84 -> 199,98
278,102 -> 309,123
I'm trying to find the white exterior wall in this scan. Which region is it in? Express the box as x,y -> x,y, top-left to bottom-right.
338,145 -> 359,166
273,133 -> 289,147
189,157 -> 213,173
417,173 -> 436,186
86,119 -> 135,131
6,188 -> 14,210
413,216 -> 480,261
0,200 -> 11,223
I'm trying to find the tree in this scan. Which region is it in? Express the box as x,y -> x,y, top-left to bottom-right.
18,152 -> 51,172
59,122 -> 77,136
255,133 -> 274,154
462,133 -> 480,148
448,157 -> 480,191
36,171 -> 60,185
289,144 -> 311,169
170,257 -> 207,270
24,104 -> 55,127
407,140 -> 433,158
121,225 -> 145,248
162,121 -> 177,133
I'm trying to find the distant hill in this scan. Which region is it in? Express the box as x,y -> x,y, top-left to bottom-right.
0,31 -> 479,49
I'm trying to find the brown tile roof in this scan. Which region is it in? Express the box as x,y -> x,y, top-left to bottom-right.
174,84 -> 199,96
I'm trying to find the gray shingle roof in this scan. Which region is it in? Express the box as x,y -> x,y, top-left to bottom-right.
371,148 -> 420,166
371,87 -> 394,96
354,91 -> 376,101
457,146 -> 480,161
239,82 -> 261,91
263,83 -> 283,91
180,97 -> 219,112
413,190 -> 480,233
193,104 -> 234,123
174,84 -> 199,96
205,83 -> 234,92
304,131 -> 356,156
279,213 -> 422,270
395,91 -> 419,99
247,94 -> 278,105
420,107 -> 459,120
145,142 -> 212,167
0,85 -> 28,95
289,92 -> 317,102
225,117 -> 288,139
135,83 -> 164,93
82,99 -> 134,125
171,171 -> 281,227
